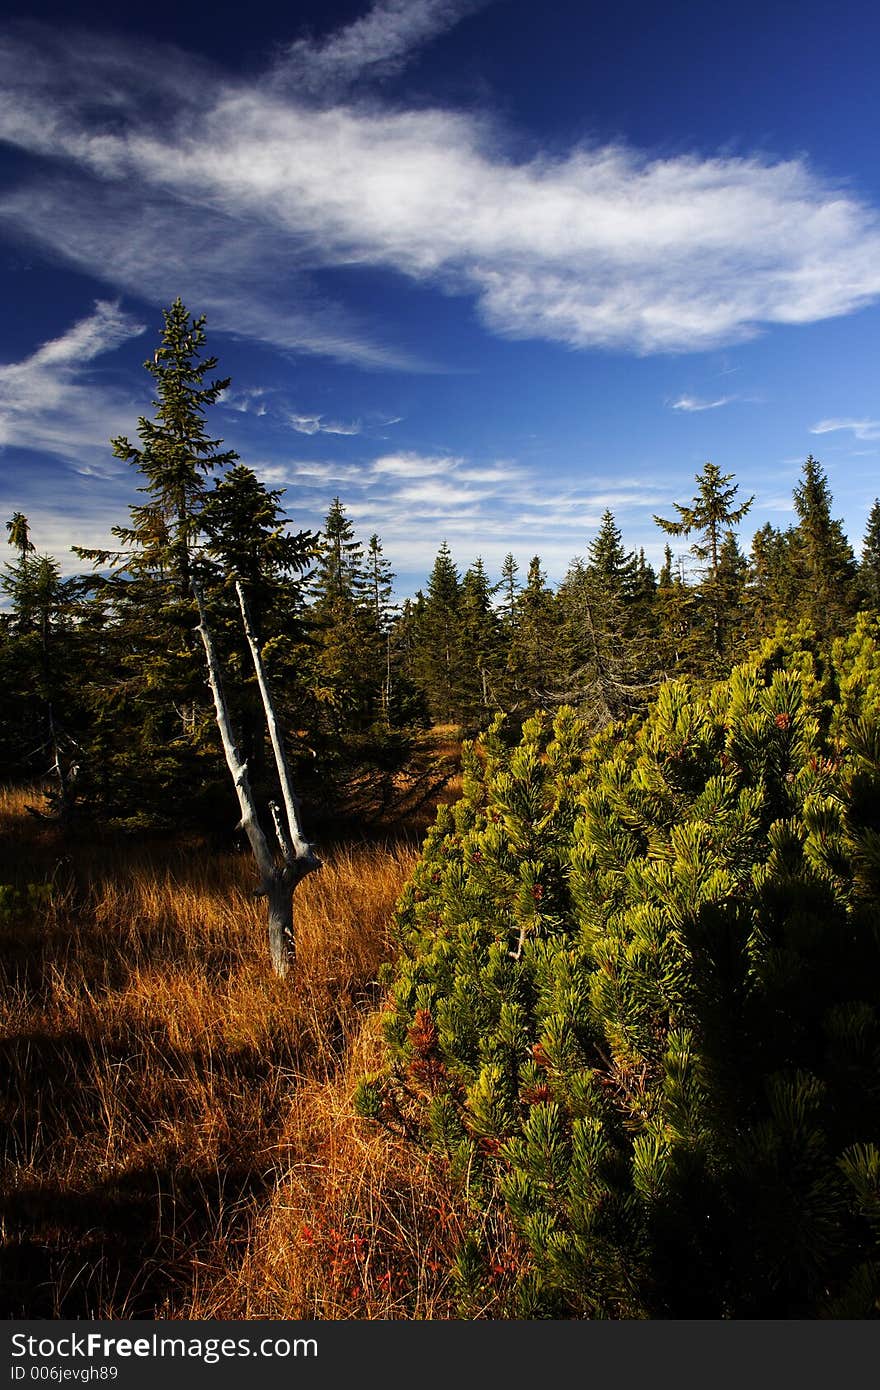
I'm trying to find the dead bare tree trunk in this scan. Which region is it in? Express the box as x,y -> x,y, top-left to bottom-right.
192,581 -> 320,977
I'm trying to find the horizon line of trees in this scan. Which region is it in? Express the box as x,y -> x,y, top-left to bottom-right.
3,298 -> 880,829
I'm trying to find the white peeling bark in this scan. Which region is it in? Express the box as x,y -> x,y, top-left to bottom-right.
193,580 -> 320,977
235,581 -> 320,877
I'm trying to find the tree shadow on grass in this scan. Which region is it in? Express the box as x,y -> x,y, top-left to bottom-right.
1,1158 -> 266,1318
0,1027 -> 297,1318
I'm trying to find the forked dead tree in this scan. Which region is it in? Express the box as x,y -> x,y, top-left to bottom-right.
193,578 -> 321,976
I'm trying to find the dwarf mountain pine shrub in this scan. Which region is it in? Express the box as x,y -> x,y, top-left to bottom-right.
361,619 -> 880,1317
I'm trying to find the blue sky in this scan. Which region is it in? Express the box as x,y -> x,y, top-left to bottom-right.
1,0 -> 879,596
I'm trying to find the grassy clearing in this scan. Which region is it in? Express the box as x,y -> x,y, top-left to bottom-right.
1,784 -> 465,1317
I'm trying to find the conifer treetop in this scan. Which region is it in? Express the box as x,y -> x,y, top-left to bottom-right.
860,499 -> 880,608
6,512 -> 35,559
654,460 -> 754,575
587,508 -> 631,580
792,454 -> 854,564
75,299 -> 238,584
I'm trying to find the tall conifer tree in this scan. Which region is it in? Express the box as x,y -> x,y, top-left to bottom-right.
654,461 -> 753,656
366,533 -> 398,724
792,455 -> 857,635
415,542 -> 462,724
457,558 -> 502,729
309,498 -> 376,734
556,512 -> 656,725
505,556 -> 557,711
72,299 -> 239,823
1,516 -> 80,802
102,298 -> 237,593
499,553 -> 521,634
746,523 -> 800,639
860,499 -> 880,610
653,545 -> 700,673
199,464 -> 316,786
4,512 -> 36,632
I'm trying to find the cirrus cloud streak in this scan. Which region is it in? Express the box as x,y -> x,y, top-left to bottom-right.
0,299 -> 145,456
1,20 -> 880,361
810,417 -> 880,442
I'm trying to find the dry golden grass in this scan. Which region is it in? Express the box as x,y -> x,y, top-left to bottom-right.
1,785 -> 456,1318
183,1017 -> 473,1320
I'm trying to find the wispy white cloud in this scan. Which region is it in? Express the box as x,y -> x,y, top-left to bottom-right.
2,406 -> 688,587
221,390 -> 374,436
394,478 -> 492,506
276,0 -> 488,95
219,386 -> 270,416
670,394 -> 736,412
289,415 -> 324,435
810,417 -> 880,441
1,21 -> 880,362
759,495 -> 797,512
0,174 -> 420,370
0,299 -> 141,387
457,463 -> 518,482
288,412 -> 362,436
272,450 -> 670,571
284,460 -> 367,484
372,450 -> 460,476
0,299 -> 145,455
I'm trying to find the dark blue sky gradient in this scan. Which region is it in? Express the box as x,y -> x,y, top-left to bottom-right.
1,0 -> 879,594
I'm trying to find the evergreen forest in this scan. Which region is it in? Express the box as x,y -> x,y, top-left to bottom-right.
2,301 -> 879,1319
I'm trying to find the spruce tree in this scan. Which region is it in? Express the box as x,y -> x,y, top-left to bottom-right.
309,498 -> 376,736
199,464 -> 316,789
712,530 -> 749,666
102,297 -> 237,596
413,542 -> 462,725
366,533 -> 399,725
4,513 -> 36,631
587,508 -> 636,592
505,556 -> 557,713
791,455 -> 857,636
632,547 -> 657,610
392,594 -> 431,729
313,497 -> 367,609
860,499 -> 880,610
366,534 -> 396,636
200,463 -> 314,633
653,545 -> 699,673
306,502 -> 413,809
654,462 -> 754,655
654,461 -> 754,576
555,513 -> 657,726
746,522 -> 801,639
72,298 -> 239,825
457,558 -> 502,730
1,517 -> 80,802
499,553 -> 520,635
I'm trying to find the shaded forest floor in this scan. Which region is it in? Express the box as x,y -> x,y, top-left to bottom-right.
0,733 -> 494,1320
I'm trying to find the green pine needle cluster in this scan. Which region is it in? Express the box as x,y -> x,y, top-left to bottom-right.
366,619 -> 880,1317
